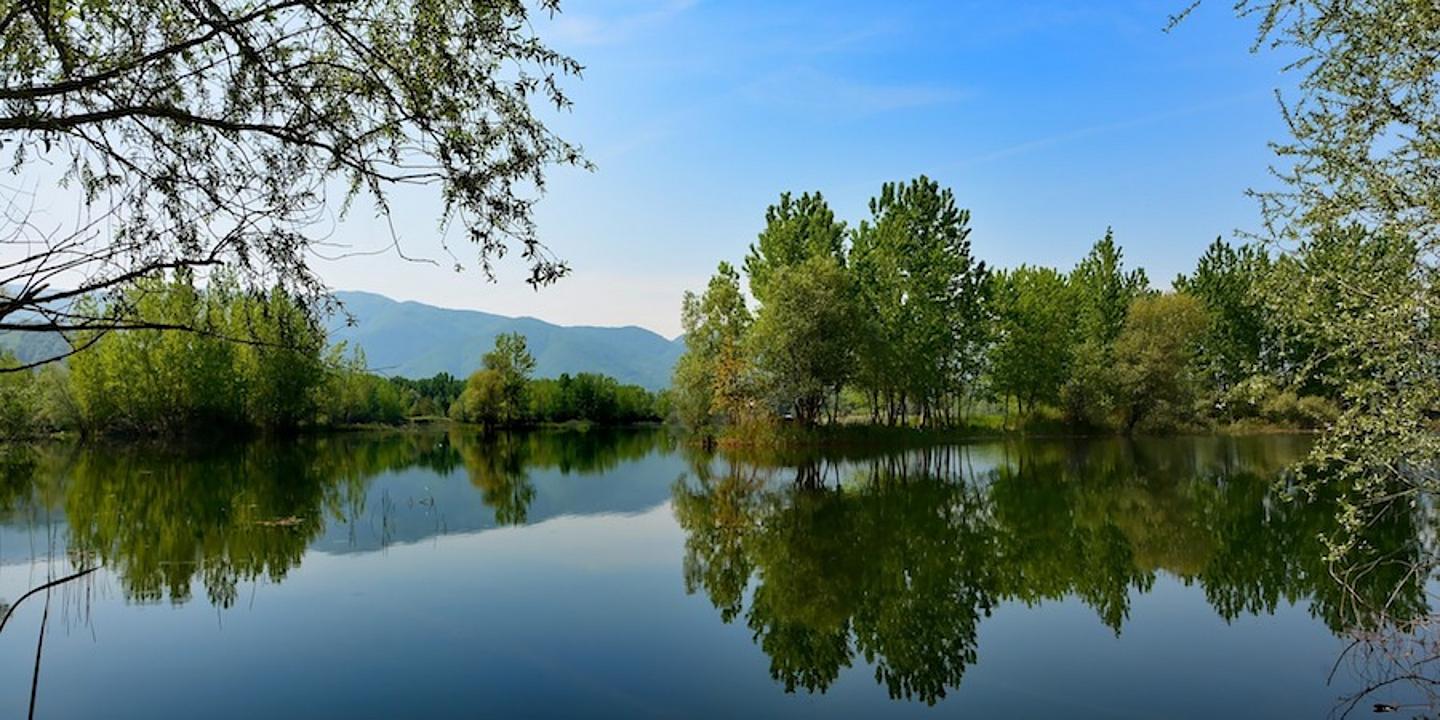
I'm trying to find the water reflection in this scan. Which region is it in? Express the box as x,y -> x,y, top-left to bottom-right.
0,431 -> 1435,717
0,429 -> 674,607
674,438 -> 1438,711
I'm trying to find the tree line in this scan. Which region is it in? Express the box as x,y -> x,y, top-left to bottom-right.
670,176 -> 1419,438
0,278 -> 664,437
447,332 -> 666,427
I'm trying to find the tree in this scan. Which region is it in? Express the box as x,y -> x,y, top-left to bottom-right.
1267,227 -> 1436,504
743,192 -> 846,304
453,369 -> 509,427
231,286 -> 327,430
1180,0 -> 1440,550
454,333 -> 535,426
1060,230 -> 1149,426
851,176 -> 990,427
0,351 -> 35,438
1109,293 -> 1207,433
0,0 -> 587,369
1174,239 -> 1272,401
988,266 -> 1075,416
749,255 -> 857,426
483,333 -> 536,421
1070,229 -> 1149,348
68,276 -> 244,433
673,263 -> 753,433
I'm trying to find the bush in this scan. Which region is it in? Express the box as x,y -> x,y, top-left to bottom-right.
0,352 -> 36,439
1294,395 -> 1339,429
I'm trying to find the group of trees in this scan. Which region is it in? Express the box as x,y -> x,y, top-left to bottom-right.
448,333 -> 666,427
34,276 -> 420,435
0,281 -> 664,438
675,180 -> 1365,436
675,178 -> 994,435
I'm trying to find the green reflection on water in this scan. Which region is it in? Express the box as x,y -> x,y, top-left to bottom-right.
674,437 -> 1434,704
0,431 -> 1433,712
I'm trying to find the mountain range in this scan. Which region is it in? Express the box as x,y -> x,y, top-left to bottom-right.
0,290 -> 686,390
327,291 -> 685,389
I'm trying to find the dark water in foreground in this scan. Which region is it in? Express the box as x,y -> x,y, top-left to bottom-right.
0,430 -> 1434,718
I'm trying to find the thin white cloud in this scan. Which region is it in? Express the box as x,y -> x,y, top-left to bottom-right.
739,66 -> 968,114
550,0 -> 698,47
956,90 -> 1268,168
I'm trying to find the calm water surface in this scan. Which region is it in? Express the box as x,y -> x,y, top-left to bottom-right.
0,430 -> 1433,718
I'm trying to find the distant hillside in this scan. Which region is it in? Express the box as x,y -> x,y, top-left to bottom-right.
0,291 -> 686,389
328,291 -> 685,390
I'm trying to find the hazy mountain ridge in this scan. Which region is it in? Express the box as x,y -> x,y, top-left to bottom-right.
0,290 -> 685,389
329,291 -> 685,389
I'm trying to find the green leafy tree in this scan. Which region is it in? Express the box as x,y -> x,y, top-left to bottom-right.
743,192 -> 846,304
1267,227 -> 1436,530
1109,293 -> 1208,433
1,0 -> 588,366
749,255 -> 857,425
483,333 -> 537,424
1060,230 -> 1149,426
453,333 -> 536,426
851,176 -> 990,427
321,347 -> 407,425
452,369 -> 509,426
1174,239 -> 1273,406
231,286 -> 327,430
0,351 -> 35,438
673,263 -> 754,433
1179,0 -> 1440,556
988,266 -> 1075,416
69,276 -> 243,433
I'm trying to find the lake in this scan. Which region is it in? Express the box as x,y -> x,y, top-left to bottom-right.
0,430 -> 1434,718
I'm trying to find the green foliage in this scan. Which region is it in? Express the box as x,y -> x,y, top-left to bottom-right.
447,335 -> 654,427
59,276 -> 421,434
484,332 -> 538,410
1175,239 -> 1273,397
1109,293 -> 1208,433
528,373 -> 662,424
750,255 -> 858,425
320,348 -> 408,426
673,262 -> 754,433
679,182 -> 1363,438
1265,227 -> 1439,549
69,278 -> 247,433
451,333 -> 536,426
452,369 -> 509,426
1069,228 -> 1150,347
744,192 -> 846,304
849,176 -> 990,427
232,286 -> 328,430
0,351 -> 36,439
387,373 -> 466,418
1,0 -> 587,345
1167,0 -> 1440,560
1059,231 -> 1150,426
988,266 -> 1074,415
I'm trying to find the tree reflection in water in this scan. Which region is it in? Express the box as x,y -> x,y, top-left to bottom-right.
0,429 -> 671,609
0,433 -> 1436,716
672,438 -> 1440,714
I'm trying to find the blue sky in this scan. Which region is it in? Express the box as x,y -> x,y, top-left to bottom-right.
320,0 -> 1296,337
